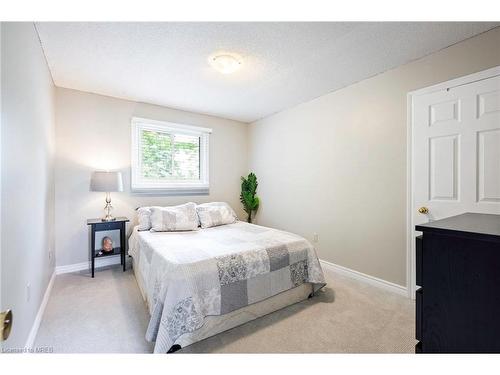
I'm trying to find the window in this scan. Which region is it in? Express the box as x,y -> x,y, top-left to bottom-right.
131,117 -> 211,194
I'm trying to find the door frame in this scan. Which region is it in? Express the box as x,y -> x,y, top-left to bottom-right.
406,65 -> 500,299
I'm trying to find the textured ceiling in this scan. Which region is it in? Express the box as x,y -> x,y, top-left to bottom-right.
36,22 -> 499,123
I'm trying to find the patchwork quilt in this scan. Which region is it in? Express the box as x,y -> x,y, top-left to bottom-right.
129,221 -> 326,353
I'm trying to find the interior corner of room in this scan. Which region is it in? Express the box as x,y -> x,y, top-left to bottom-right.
1,21 -> 500,353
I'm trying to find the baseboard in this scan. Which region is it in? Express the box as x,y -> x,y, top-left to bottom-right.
55,256 -> 121,275
319,259 -> 408,297
25,270 -> 56,349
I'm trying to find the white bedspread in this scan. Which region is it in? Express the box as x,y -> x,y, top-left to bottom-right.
129,221 -> 326,353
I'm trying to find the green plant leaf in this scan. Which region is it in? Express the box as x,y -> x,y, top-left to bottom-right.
240,172 -> 260,222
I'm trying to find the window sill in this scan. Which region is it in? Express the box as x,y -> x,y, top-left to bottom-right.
130,187 -> 209,196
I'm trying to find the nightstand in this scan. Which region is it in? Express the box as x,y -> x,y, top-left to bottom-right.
87,217 -> 129,278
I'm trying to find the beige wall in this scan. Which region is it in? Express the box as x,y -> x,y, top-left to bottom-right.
1,23 -> 56,348
248,27 -> 500,287
55,88 -> 248,267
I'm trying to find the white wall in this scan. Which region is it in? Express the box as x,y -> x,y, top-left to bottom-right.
248,27 -> 500,287
1,23 -> 56,348
55,88 -> 248,267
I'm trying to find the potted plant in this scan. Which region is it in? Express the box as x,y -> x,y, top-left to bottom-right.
240,172 -> 260,223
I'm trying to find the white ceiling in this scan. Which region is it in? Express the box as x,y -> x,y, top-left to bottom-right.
36,22 -> 499,123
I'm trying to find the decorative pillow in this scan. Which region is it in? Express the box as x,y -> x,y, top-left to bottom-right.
150,203 -> 199,232
137,207 -> 153,231
196,202 -> 237,229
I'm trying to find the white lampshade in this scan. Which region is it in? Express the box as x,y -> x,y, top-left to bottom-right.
90,171 -> 123,192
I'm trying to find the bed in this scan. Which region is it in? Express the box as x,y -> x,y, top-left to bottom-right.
128,221 -> 326,353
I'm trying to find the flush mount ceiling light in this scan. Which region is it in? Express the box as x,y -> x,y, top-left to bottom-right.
208,53 -> 242,74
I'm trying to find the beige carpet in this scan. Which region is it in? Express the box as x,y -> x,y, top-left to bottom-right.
35,262 -> 416,353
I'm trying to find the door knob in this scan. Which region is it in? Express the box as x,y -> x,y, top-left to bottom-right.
418,207 -> 429,214
1,309 -> 12,341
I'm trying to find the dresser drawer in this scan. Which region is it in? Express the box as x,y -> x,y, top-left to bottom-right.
416,235 -> 423,287
416,287 -> 422,341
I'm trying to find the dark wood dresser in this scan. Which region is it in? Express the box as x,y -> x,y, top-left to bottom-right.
415,213 -> 500,353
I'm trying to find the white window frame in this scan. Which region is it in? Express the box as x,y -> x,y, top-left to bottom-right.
131,117 -> 211,195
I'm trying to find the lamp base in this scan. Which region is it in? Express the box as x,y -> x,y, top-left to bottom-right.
102,192 -> 115,221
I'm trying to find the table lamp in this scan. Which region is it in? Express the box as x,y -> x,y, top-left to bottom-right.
90,171 -> 124,221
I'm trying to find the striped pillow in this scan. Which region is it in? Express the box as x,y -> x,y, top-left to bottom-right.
196,202 -> 237,229
150,203 -> 199,232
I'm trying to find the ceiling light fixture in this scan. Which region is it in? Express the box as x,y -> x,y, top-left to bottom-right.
209,53 -> 242,74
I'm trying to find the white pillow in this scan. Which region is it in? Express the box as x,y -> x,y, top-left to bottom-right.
196,202 -> 237,229
150,203 -> 199,232
137,207 -> 153,231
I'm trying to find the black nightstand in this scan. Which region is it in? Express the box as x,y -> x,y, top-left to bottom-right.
87,217 -> 129,278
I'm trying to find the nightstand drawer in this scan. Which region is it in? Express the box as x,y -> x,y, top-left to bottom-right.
94,221 -> 123,231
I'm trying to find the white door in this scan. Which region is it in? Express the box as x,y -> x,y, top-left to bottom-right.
411,72 -> 500,295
